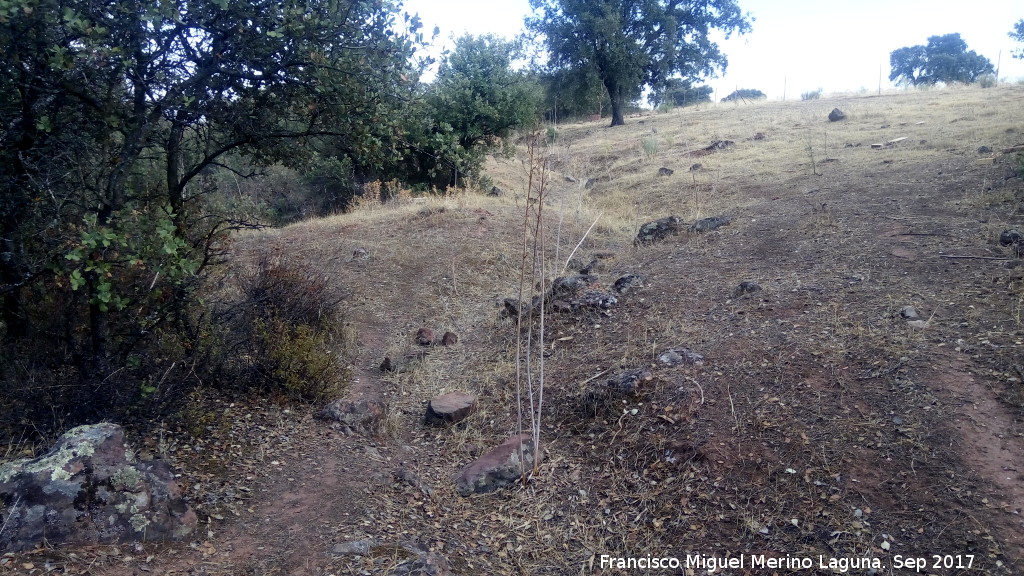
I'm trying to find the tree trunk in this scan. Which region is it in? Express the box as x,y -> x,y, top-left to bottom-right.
604,79 -> 626,126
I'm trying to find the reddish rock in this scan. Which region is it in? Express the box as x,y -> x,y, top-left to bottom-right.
319,397 -> 386,432
440,331 -> 458,346
455,434 -> 540,496
415,327 -> 435,346
424,391 -> 477,426
0,423 -> 196,552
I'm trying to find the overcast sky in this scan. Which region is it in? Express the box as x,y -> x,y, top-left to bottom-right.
401,0 -> 1024,100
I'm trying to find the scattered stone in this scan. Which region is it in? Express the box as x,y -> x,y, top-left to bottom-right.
658,167 -> 674,176
999,229 -> 1023,247
977,145 -> 993,154
415,327 -> 435,346
690,215 -> 731,233
488,186 -> 502,197
393,466 -> 435,498
424,391 -> 478,426
565,175 -> 578,183
348,247 -> 369,262
581,368 -> 652,415
333,539 -> 375,556
392,545 -> 453,576
612,274 -> 645,294
828,108 -> 846,122
551,299 -> 574,314
734,281 -> 762,297
577,290 -> 618,309
0,423 -> 197,552
689,163 -> 703,172
635,216 -> 683,245
705,140 -> 734,152
550,274 -> 598,298
658,348 -> 704,367
319,397 -> 386,432
899,306 -> 920,320
751,132 -> 766,141
440,331 -> 458,346
455,434 -> 539,496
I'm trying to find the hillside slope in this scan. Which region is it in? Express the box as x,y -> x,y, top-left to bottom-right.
9,85 -> 1024,575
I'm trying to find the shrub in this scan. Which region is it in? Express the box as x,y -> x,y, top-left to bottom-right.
801,88 -> 823,100
214,250 -> 350,403
977,73 -> 997,88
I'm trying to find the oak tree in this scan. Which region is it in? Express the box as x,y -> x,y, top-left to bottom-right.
527,0 -> 751,126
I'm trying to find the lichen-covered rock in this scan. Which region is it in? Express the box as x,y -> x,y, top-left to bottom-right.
455,434 -> 539,497
0,423 -> 196,552
635,216 -> 682,245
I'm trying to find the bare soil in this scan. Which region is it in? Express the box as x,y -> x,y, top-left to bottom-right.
4,85 -> 1024,575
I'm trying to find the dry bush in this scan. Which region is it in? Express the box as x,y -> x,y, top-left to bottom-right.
213,249 -> 350,403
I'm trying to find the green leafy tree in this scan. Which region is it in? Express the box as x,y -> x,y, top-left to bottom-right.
1011,19 -> 1024,59
412,34 -> 541,187
721,88 -> 766,102
527,0 -> 751,126
0,0 -> 421,425
889,33 -> 994,86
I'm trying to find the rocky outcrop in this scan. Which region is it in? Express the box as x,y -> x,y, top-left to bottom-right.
424,391 -> 477,426
455,434 -> 539,496
0,423 -> 196,552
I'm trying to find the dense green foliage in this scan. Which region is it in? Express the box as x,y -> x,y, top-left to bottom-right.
889,33 -> 994,86
0,0 -> 426,437
721,88 -> 766,102
527,0 -> 751,126
412,34 -> 541,187
1012,19 -> 1024,59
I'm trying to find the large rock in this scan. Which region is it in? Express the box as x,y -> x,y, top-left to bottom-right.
0,423 -> 196,552
424,391 -> 477,426
828,108 -> 846,122
455,434 -> 539,496
635,216 -> 682,245
689,215 -> 731,233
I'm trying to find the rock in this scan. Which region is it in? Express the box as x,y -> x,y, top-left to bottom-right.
380,357 -> 398,372
581,368 -> 651,415
612,274 -> 644,294
635,216 -> 683,245
0,423 -> 196,552
579,258 -> 601,274
455,434 -> 539,496
393,545 -> 453,576
828,108 -> 846,122
565,175 -> 578,183
690,215 -> 731,233
333,539 -> 375,556
319,397 -> 386,432
999,229 -> 1023,246
689,163 -> 702,172
550,274 -> 598,298
424,391 -> 478,426
658,167 -> 674,176
752,132 -> 766,141
348,247 -> 369,262
977,146 -> 993,154
899,306 -> 920,320
440,331 -> 458,346
577,290 -> 617,309
488,186 -> 502,197
705,140 -> 734,151
415,327 -> 435,346
734,281 -> 762,297
658,348 -> 704,367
